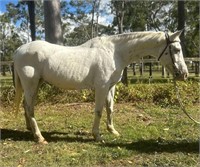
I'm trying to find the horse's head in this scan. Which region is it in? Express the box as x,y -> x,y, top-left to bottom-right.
158,31 -> 188,81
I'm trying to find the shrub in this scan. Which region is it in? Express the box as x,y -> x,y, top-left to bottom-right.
114,81 -> 199,107
1,81 -> 199,107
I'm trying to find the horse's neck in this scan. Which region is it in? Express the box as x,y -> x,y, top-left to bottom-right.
110,33 -> 165,68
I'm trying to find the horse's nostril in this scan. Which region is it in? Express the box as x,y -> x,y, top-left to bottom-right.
175,72 -> 180,77
184,73 -> 188,79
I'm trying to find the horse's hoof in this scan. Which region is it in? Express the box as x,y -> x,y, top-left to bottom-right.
42,140 -> 48,145
107,127 -> 120,136
94,136 -> 102,142
112,130 -> 120,136
38,139 -> 48,145
95,136 -> 105,143
93,133 -> 104,143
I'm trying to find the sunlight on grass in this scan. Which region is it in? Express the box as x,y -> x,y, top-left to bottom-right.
1,103 -> 199,166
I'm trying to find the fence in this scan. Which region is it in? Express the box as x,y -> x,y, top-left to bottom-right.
129,57 -> 200,78
0,61 -> 14,75
0,58 -> 199,79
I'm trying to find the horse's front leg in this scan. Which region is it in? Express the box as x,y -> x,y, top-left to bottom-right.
92,87 -> 108,142
106,85 -> 120,136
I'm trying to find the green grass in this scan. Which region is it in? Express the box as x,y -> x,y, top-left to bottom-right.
1,74 -> 199,166
1,103 -> 199,166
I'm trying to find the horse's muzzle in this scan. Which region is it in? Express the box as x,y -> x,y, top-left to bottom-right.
174,71 -> 188,81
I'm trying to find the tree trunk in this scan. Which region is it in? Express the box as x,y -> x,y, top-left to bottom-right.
115,1 -> 124,34
178,0 -> 186,56
114,0 -> 128,86
91,0 -> 101,38
44,0 -> 63,45
96,0 -> 101,37
27,1 -> 35,41
91,1 -> 95,38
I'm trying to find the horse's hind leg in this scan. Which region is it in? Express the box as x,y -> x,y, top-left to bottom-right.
23,80 -> 42,131
106,86 -> 120,136
23,79 -> 47,144
24,102 -> 31,131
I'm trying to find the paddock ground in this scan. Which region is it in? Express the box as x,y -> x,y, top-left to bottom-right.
1,102 -> 199,167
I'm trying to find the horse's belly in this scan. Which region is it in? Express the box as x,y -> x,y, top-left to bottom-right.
43,63 -> 94,90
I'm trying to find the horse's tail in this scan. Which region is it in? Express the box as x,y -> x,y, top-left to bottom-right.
13,65 -> 23,115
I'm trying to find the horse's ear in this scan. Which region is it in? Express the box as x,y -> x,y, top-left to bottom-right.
170,30 -> 183,41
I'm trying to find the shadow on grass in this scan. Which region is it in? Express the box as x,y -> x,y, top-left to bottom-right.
1,129 -> 199,154
103,139 -> 199,154
1,129 -> 94,143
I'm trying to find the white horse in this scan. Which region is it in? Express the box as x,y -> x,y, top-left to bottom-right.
13,31 -> 188,144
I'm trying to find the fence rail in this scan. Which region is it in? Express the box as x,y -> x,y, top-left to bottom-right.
0,58 -> 199,78
130,58 -> 200,78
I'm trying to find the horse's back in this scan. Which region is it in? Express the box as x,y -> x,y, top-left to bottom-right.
13,40 -> 118,90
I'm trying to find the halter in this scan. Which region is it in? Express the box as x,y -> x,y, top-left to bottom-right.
158,33 -> 200,125
157,32 -> 177,64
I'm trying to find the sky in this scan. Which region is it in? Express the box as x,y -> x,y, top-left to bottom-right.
0,0 -> 113,26
0,0 -> 113,42
0,0 -> 18,14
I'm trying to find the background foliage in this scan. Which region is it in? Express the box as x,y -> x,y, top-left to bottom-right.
0,0 -> 199,61
1,80 -> 199,109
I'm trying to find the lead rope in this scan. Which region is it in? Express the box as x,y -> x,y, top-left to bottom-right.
173,80 -> 200,125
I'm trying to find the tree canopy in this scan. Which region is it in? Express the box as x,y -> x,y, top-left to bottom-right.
0,0 -> 199,62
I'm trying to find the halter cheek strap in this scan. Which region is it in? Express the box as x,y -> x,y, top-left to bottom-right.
158,32 -> 182,78
157,32 -> 176,63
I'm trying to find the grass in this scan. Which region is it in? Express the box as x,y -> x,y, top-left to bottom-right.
1,103 -> 199,167
0,74 -> 199,166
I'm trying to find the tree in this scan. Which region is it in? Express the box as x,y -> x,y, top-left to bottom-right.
6,2 -> 31,43
178,0 -> 186,56
91,0 -> 101,38
124,1 -> 148,31
27,1 -> 35,41
65,25 -> 91,46
184,1 -> 199,57
146,1 -> 171,31
112,0 -> 128,86
44,0 -> 63,44
112,0 -> 125,34
63,0 -> 111,45
0,12 -> 23,75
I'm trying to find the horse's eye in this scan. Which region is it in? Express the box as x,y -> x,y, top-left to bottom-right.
165,52 -> 168,55
175,49 -> 180,54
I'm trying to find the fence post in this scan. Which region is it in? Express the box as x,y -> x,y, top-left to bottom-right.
132,63 -> 136,76
194,61 -> 200,77
140,62 -> 143,76
167,71 -> 170,78
162,66 -> 165,78
149,62 -> 152,77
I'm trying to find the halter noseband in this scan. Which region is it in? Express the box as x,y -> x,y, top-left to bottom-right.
157,32 -> 177,64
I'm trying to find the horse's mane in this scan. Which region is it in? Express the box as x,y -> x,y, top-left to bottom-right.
111,31 -> 165,40
81,31 -> 166,48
